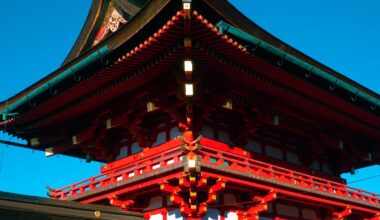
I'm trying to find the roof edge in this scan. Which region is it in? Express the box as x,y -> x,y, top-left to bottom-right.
61,0 -> 106,66
0,0 -> 173,117
216,21 -> 380,109
205,0 -> 380,102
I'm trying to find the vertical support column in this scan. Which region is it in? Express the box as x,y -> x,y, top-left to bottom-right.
161,134 -> 226,218
182,0 -> 194,132
183,131 -> 204,218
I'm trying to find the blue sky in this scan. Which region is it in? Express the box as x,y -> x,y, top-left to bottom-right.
0,1 -> 379,196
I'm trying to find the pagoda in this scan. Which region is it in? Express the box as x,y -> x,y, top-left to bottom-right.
1,0 -> 380,219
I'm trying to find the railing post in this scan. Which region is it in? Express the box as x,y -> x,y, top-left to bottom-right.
203,154 -> 210,163
173,155 -> 179,163
111,174 -> 117,184
60,192 -> 65,200
90,178 -> 96,190
351,192 -> 357,199
308,177 -> 314,189
160,154 -> 166,167
289,172 -> 295,184
299,176 -> 306,187
326,182 -> 333,193
358,190 -> 364,201
133,168 -> 139,177
122,172 -> 128,180
145,160 -> 152,173
341,185 -> 348,197
70,184 -> 76,196
267,166 -> 274,178
217,157 -> 224,166
373,195 -> 379,204
255,167 -> 263,176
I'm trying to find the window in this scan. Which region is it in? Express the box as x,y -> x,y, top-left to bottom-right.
116,146 -> 128,159
201,126 -> 214,139
265,145 -> 283,160
310,160 -> 320,170
322,162 -> 333,174
131,142 -> 142,154
286,152 -> 302,165
246,140 -> 262,153
153,132 -> 166,146
218,131 -> 234,145
170,127 -> 181,139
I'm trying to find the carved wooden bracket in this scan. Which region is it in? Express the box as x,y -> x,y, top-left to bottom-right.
108,195 -> 135,211
160,175 -> 226,218
237,188 -> 277,220
332,206 -> 351,220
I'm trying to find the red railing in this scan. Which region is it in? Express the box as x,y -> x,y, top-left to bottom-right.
50,136 -> 380,206
199,138 -> 380,205
49,139 -> 185,200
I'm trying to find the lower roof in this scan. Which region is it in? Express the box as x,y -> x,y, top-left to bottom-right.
0,191 -> 142,220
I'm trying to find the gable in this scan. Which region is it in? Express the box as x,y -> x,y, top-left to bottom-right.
62,0 -> 150,66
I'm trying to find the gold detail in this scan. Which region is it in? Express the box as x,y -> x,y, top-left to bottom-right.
94,211 -> 101,218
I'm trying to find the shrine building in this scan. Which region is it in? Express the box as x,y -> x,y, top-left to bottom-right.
1,0 -> 380,219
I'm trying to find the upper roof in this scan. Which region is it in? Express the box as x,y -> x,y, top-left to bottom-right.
0,0 -> 379,161
1,0 -> 379,118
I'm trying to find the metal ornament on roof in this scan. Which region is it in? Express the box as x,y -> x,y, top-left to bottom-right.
107,9 -> 127,32
92,3 -> 128,47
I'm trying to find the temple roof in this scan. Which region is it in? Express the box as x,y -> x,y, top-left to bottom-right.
0,0 -> 379,165
0,0 -> 380,111
1,0 -> 379,119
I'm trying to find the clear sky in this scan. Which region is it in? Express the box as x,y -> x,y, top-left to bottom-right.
0,0 -> 379,197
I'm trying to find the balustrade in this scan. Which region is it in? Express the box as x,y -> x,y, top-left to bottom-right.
49,137 -> 380,206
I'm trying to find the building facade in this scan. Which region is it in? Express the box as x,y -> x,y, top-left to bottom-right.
1,1 -> 380,219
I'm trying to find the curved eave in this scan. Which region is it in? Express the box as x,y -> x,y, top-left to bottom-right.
61,0 -> 106,66
204,0 -> 380,105
62,0 -> 152,66
0,0 -> 173,116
